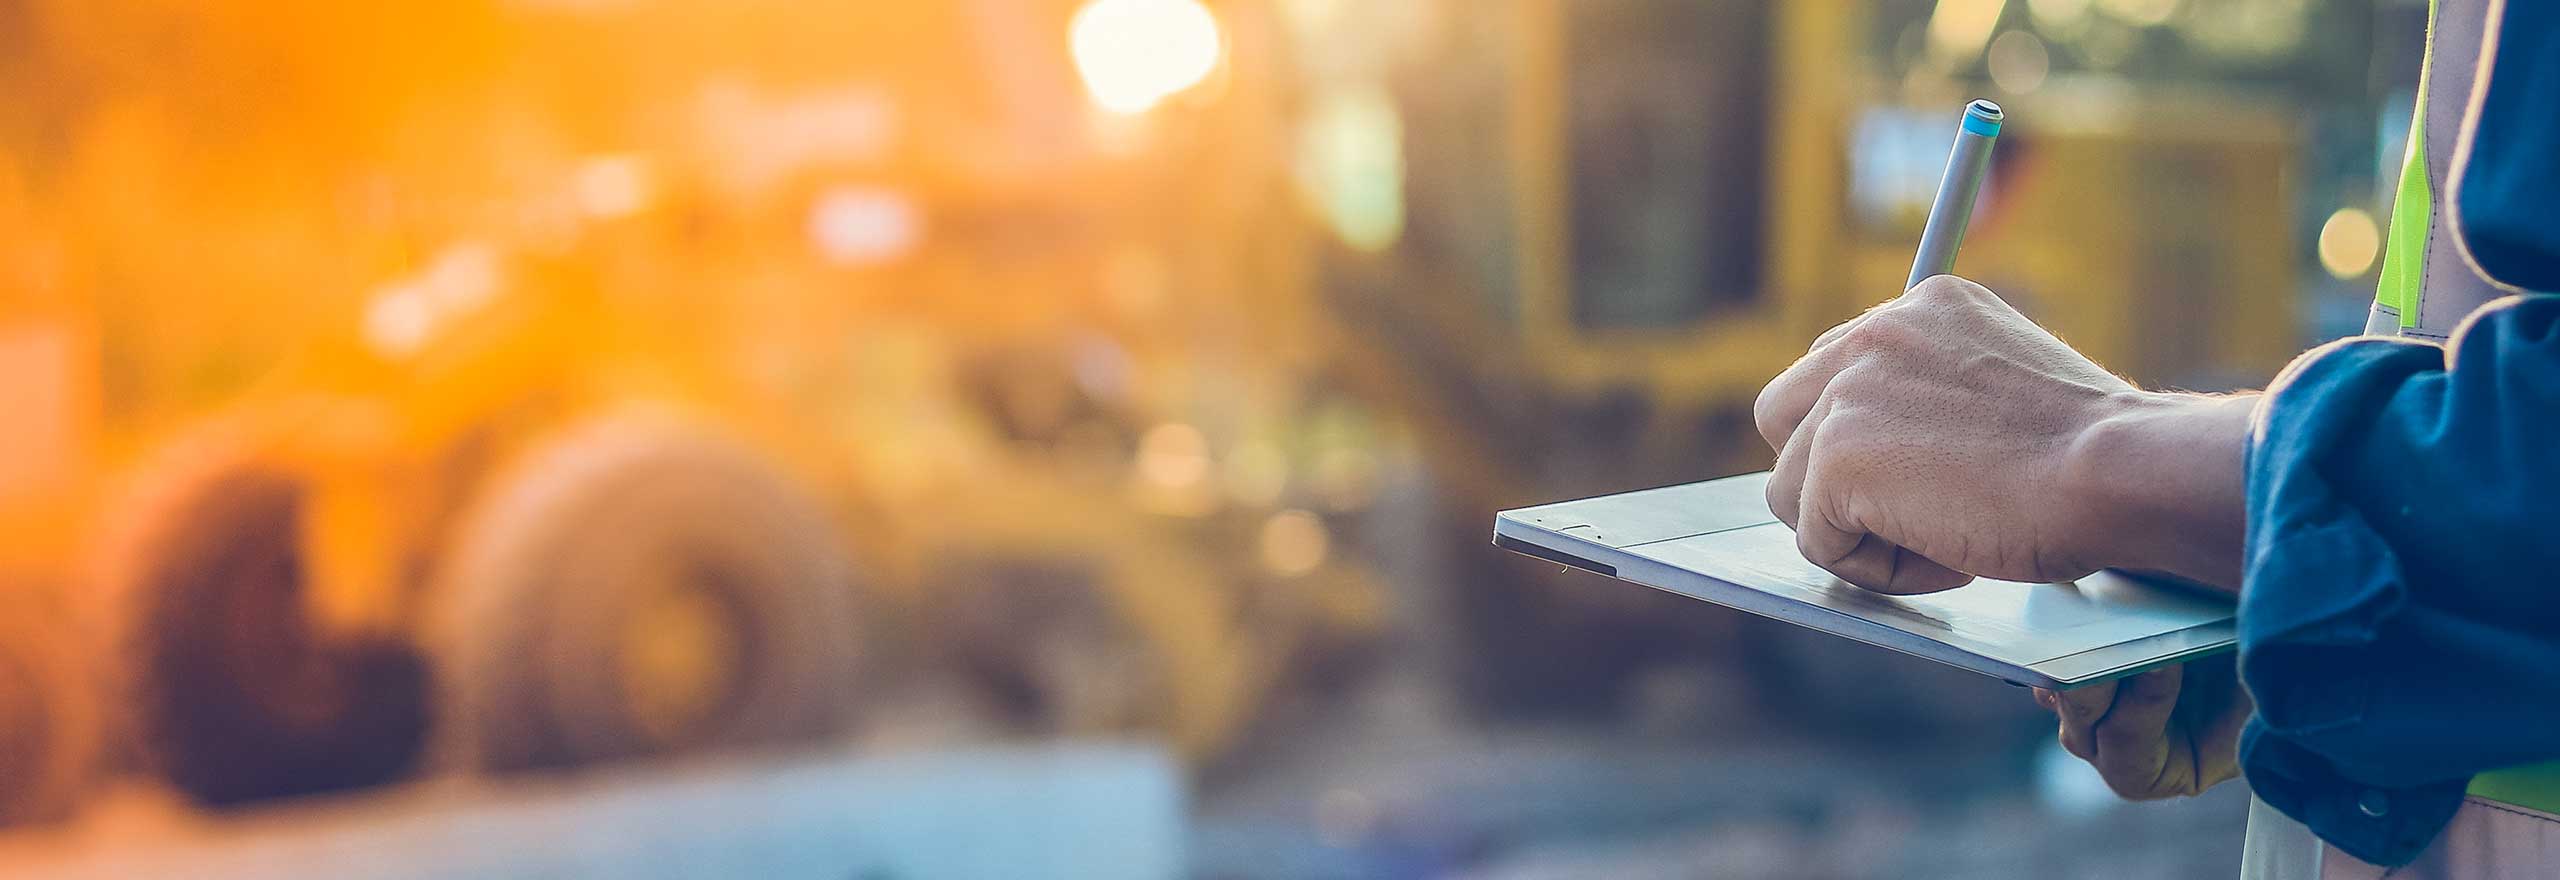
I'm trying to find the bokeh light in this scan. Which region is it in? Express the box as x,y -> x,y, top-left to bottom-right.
1136,422 -> 1212,490
1987,30 -> 2053,94
2318,207 -> 2382,279
1295,85 -> 1406,253
1257,509 -> 1330,577
1070,0 -> 1225,114
807,186 -> 922,267
572,155 -> 655,220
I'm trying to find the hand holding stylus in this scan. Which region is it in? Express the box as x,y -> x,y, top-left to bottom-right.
1754,101 -> 2253,595
1753,275 -> 2148,592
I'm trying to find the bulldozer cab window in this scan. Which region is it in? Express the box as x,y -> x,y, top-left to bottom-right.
1565,0 -> 1771,330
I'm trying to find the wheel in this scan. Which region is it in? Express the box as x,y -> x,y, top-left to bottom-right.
922,484 -> 1251,763
0,592 -> 104,825
93,406 -> 430,806
429,416 -> 869,773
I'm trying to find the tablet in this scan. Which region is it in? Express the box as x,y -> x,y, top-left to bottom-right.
1492,471 -> 2236,690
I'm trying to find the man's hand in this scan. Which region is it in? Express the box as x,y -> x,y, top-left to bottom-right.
2035,656 -> 2251,799
1754,276 -> 2141,591
1752,275 -> 2256,592
1761,276 -> 2262,804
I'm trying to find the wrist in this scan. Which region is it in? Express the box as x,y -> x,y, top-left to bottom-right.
2060,390 -> 2258,590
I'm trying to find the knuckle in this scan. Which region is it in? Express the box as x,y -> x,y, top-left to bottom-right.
1844,313 -> 1924,353
1793,523 -> 1826,561
1810,317 -> 1858,352
1751,382 -> 1791,445
1913,274 -> 1980,303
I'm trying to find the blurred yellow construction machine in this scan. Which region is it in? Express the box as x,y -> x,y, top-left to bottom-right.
0,0 -> 2331,823
0,0 -> 1384,814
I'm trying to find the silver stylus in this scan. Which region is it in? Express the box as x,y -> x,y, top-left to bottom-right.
1908,99 -> 2004,290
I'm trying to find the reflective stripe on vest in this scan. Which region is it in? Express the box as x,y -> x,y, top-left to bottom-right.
2373,108 -> 2429,331
2471,763 -> 2560,817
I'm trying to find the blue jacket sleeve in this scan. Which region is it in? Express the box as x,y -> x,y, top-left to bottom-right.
2238,294 -> 2560,866
2450,1 -> 2560,292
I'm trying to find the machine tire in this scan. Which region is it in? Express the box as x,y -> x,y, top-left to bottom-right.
429,416 -> 867,774
0,596 -> 105,825
94,406 -> 431,806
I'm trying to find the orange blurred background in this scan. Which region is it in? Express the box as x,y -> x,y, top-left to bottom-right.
0,0 -> 2420,876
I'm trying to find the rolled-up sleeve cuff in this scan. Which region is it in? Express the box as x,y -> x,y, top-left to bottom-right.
2238,517 -> 2400,734
2236,336 -> 2460,866
2239,338 -> 2442,732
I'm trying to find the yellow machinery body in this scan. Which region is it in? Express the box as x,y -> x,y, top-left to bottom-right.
0,0 -> 1377,811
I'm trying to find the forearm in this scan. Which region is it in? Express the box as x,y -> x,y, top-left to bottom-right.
2062,390 -> 2259,592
